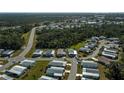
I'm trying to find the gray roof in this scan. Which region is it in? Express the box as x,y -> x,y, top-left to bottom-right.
48,60 -> 67,67
0,74 -> 14,80
7,65 -> 27,76
20,59 -> 35,67
33,49 -> 43,55
39,75 -> 57,80
2,50 -> 14,55
46,67 -> 65,77
57,49 -> 66,55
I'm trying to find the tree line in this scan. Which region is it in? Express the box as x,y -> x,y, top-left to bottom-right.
0,25 -> 33,50
36,24 -> 124,49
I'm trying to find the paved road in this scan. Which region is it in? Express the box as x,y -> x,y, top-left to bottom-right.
82,40 -> 106,60
68,58 -> 77,80
0,27 -> 36,71
67,40 -> 106,80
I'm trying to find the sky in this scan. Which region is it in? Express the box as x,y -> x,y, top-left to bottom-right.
0,0 -> 124,12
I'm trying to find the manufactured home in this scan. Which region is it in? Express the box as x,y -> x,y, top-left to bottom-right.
5,65 -> 27,78
20,59 -> 35,67
81,60 -> 98,69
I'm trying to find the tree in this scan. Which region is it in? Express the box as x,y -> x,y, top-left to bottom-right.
105,62 -> 122,80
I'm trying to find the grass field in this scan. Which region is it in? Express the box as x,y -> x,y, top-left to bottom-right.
22,32 -> 31,46
19,61 -> 49,80
77,64 -> 82,74
0,60 -> 8,65
98,63 -> 108,80
12,50 -> 22,57
70,41 -> 85,50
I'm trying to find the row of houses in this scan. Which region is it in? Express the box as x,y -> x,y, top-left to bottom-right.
101,39 -> 119,60
1,59 -> 36,79
79,37 -> 98,54
32,49 -> 77,58
81,60 -> 100,80
39,60 -> 67,80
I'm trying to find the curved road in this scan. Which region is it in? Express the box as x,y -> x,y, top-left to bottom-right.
67,40 -> 106,80
0,27 -> 36,71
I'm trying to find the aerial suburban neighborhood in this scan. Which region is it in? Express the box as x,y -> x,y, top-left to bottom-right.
0,13 -> 124,80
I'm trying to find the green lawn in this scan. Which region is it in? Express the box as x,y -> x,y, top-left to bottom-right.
63,73 -> 69,80
12,50 -> 22,57
0,60 -> 8,65
77,64 -> 82,74
70,41 -> 86,50
98,63 -> 108,80
22,32 -> 31,46
19,61 -> 49,80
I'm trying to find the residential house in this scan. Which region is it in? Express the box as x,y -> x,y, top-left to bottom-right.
81,60 -> 98,69
39,75 -> 58,80
43,50 -> 55,57
56,49 -> 66,57
5,65 -> 27,78
68,49 -> 77,57
1,50 -> 14,57
20,59 -> 36,67
32,49 -> 43,58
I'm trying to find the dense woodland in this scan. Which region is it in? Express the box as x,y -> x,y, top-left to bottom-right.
36,24 -> 124,49
0,25 -> 33,50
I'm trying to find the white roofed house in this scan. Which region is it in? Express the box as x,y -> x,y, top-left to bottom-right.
104,48 -> 117,54
68,49 -> 77,58
5,65 -> 27,78
48,60 -> 67,68
43,50 -> 55,57
79,47 -> 91,54
0,74 -> 14,80
1,50 -> 14,57
102,51 -> 118,59
46,66 -> 65,79
20,59 -> 36,68
82,68 -> 100,80
101,47 -> 118,59
39,75 -> 58,80
32,49 -> 43,58
81,60 -> 98,69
